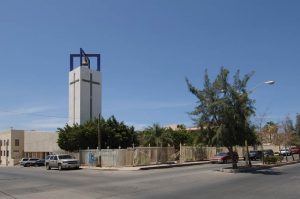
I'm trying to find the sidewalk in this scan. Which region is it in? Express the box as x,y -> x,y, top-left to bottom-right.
80,160 -> 211,171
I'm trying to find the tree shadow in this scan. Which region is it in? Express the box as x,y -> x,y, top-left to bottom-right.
240,169 -> 283,175
218,165 -> 284,175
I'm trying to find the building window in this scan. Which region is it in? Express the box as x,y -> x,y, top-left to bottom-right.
6,140 -> 9,146
15,139 -> 19,146
7,151 -> 9,157
0,140 -> 2,146
0,150 -> 2,156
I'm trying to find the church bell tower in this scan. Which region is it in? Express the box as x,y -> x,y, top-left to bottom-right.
68,48 -> 101,125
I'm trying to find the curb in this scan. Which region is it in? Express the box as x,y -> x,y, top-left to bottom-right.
80,161 -> 211,171
139,161 -> 210,170
220,160 -> 300,173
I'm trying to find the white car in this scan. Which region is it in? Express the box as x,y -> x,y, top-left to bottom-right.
280,148 -> 291,156
19,158 -> 29,166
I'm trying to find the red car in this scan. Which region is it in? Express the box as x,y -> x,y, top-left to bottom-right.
291,147 -> 300,154
210,152 -> 239,164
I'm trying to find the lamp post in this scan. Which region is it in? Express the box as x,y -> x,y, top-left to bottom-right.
98,114 -> 101,151
245,80 -> 275,166
97,114 -> 101,167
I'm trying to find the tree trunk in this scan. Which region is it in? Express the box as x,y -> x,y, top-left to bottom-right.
245,140 -> 252,167
228,146 -> 238,169
291,152 -> 295,161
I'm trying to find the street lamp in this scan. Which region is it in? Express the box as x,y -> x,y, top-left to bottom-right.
250,80 -> 275,93
245,80 -> 275,166
264,80 -> 275,85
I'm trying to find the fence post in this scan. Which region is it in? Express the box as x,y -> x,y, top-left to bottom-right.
179,143 -> 182,164
132,147 -> 135,167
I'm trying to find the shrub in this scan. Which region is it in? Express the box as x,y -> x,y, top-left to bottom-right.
263,156 -> 283,164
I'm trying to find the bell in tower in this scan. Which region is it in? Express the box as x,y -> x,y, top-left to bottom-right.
82,56 -> 89,66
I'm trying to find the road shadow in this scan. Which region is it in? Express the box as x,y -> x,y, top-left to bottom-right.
239,169 -> 283,175
218,165 -> 284,175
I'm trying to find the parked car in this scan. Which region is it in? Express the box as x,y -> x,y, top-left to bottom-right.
46,154 -> 79,170
19,158 -> 29,166
34,159 -> 45,166
291,147 -> 300,154
244,150 -> 263,161
23,158 -> 40,167
280,148 -> 291,156
274,152 -> 280,156
210,152 -> 239,164
263,149 -> 274,157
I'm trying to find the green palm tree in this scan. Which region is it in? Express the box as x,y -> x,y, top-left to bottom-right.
143,123 -> 165,147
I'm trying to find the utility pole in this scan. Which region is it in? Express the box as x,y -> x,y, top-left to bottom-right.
97,114 -> 101,167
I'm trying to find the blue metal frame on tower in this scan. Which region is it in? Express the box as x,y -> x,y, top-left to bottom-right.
70,48 -> 101,71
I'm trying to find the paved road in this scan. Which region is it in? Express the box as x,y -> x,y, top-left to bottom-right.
0,163 -> 299,199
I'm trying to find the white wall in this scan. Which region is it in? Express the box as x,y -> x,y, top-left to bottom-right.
24,131 -> 60,152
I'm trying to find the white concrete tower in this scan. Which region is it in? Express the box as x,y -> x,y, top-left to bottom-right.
68,48 -> 101,125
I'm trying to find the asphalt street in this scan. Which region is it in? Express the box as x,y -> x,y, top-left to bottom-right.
0,162 -> 299,199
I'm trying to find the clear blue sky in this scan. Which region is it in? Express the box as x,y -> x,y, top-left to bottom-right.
0,0 -> 299,131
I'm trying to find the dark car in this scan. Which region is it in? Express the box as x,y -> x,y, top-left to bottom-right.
34,159 -> 45,166
210,152 -> 239,164
263,149 -> 274,157
244,150 -> 263,161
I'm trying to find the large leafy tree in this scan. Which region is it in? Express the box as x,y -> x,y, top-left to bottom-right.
57,116 -> 138,152
186,67 -> 257,169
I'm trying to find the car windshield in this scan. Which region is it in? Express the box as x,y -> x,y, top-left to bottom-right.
58,155 -> 73,159
216,152 -> 227,156
264,150 -> 272,154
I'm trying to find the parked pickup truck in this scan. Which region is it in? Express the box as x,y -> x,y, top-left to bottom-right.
45,154 -> 79,170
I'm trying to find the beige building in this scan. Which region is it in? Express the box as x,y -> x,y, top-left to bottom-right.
0,129 -> 62,166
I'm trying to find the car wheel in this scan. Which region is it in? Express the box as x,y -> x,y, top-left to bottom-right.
46,164 -> 51,170
58,164 -> 63,171
223,159 -> 227,164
